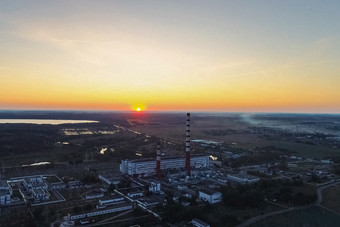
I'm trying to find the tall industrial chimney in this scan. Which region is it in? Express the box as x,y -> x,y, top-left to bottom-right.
156,143 -> 161,178
185,113 -> 191,176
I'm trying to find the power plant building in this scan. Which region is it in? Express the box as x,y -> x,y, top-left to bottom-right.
120,155 -> 210,176
120,113 -> 210,176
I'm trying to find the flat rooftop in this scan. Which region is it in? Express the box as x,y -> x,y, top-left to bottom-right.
127,154 -> 208,163
199,188 -> 220,195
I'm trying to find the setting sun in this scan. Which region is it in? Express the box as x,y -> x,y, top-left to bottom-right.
136,107 -> 141,112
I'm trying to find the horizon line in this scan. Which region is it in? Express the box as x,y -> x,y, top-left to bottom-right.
0,109 -> 339,115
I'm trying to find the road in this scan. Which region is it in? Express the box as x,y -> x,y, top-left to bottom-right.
237,180 -> 340,227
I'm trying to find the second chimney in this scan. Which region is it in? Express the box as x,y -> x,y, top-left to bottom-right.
185,113 -> 191,176
156,143 -> 161,178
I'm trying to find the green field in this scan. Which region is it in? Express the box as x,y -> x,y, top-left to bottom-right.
322,185 -> 340,214
134,116 -> 340,159
250,206 -> 340,227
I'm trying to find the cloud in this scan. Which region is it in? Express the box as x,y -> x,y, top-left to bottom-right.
0,65 -> 12,71
200,58 -> 255,73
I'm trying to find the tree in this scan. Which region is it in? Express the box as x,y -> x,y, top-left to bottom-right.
278,160 -> 288,170
333,164 -> 340,175
82,174 -> 100,184
73,206 -> 81,213
118,176 -> 131,188
311,172 -> 319,182
108,183 -> 115,193
190,195 -> 198,206
84,204 -> 92,211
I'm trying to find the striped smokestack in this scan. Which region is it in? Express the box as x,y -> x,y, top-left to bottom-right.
156,143 -> 161,178
185,113 -> 191,176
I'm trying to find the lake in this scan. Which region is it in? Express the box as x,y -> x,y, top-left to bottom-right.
0,119 -> 99,125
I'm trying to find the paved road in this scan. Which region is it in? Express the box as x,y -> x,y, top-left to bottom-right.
237,180 -> 340,227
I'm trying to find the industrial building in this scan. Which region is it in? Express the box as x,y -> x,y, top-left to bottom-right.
85,190 -> 104,200
226,174 -> 259,184
120,113 -> 210,176
98,173 -> 121,185
198,189 -> 222,204
68,202 -> 133,220
149,182 -> 161,193
6,175 -> 52,203
23,176 -> 48,191
120,155 -> 210,176
32,188 -> 50,202
192,218 -> 210,227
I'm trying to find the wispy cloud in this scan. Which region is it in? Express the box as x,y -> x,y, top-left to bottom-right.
0,65 -> 11,70
201,58 -> 255,73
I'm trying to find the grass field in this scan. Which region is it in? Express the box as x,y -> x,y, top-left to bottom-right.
250,206 -> 340,227
219,202 -> 283,223
322,185 -> 340,214
133,115 -> 340,159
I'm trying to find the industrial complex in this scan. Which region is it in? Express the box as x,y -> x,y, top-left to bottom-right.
120,113 -> 210,176
1,112 -> 339,227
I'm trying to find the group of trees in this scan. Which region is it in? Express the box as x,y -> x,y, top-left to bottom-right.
162,192 -> 239,226
229,151 -> 282,168
162,179 -> 316,226
220,184 -> 264,208
81,174 -> 100,184
118,176 -> 131,188
0,124 -> 58,155
220,179 -> 316,208
333,163 -> 340,175
73,204 -> 93,214
274,187 -> 316,206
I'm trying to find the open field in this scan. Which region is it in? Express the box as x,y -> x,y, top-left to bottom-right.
249,206 -> 340,227
215,202 -> 283,224
133,113 -> 340,159
1,111 -> 340,169
322,185 -> 340,214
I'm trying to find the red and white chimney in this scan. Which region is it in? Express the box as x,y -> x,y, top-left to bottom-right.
156,143 -> 161,178
185,113 -> 191,176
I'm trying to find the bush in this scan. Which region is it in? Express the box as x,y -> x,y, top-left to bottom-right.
82,174 -> 100,184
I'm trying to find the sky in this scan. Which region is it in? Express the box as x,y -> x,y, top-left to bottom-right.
0,0 -> 340,113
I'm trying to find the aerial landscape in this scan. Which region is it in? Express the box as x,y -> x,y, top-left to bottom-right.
1,1 -> 340,227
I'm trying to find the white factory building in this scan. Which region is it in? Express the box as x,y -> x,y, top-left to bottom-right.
68,202 -> 133,220
120,155 -> 210,176
199,189 -> 222,204
226,174 -> 259,184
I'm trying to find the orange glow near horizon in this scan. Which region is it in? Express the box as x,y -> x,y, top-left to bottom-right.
1,1 -> 340,113
131,104 -> 146,112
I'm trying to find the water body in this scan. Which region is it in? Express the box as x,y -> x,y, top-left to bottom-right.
0,119 -> 99,125
22,162 -> 51,167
